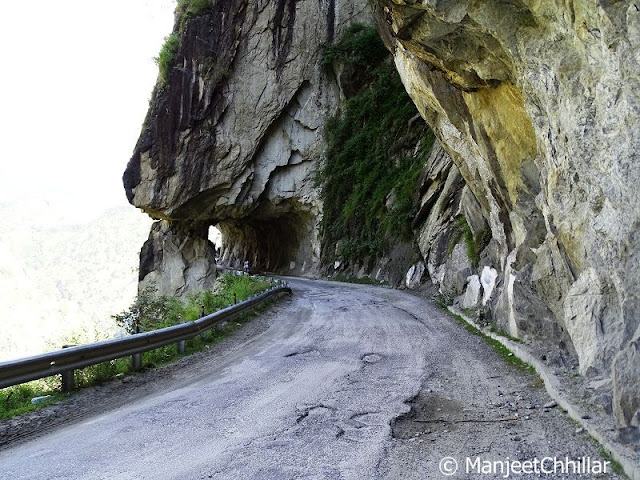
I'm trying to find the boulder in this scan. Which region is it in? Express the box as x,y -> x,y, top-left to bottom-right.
138,220 -> 216,297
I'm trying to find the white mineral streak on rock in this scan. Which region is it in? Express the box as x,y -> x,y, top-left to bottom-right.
405,262 -> 425,289
480,266 -> 498,306
462,275 -> 481,309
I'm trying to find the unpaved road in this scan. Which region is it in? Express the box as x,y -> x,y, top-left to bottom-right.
0,278 -> 621,479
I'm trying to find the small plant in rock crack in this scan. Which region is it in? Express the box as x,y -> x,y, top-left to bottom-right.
435,290 -> 456,308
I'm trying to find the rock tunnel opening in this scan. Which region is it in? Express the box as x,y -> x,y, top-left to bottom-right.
216,212 -> 314,274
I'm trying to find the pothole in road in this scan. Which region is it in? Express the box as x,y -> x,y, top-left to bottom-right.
391,392 -> 464,440
361,353 -> 383,364
296,405 -> 336,423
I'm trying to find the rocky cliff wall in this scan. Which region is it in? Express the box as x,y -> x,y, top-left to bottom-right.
124,0 -> 372,294
372,0 -> 640,429
124,0 -> 638,432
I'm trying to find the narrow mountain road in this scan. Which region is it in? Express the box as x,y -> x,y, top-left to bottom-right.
0,278 -> 620,479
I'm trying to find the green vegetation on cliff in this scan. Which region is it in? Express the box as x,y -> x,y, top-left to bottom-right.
447,216 -> 490,269
177,0 -> 212,32
155,33 -> 180,86
178,0 -> 211,16
319,24 -> 434,264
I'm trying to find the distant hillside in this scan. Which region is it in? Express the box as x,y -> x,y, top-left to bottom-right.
0,201 -> 152,361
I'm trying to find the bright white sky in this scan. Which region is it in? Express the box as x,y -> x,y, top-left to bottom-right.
0,0 -> 175,216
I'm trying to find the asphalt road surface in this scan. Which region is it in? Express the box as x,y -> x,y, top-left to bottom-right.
0,278 -> 620,479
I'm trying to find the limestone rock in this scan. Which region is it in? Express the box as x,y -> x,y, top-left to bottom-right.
405,261 -> 425,289
139,220 -> 216,297
564,268 -> 626,375
441,243 -> 472,295
373,0 -> 640,428
415,143 -> 465,277
612,338 -> 640,428
461,275 -> 481,309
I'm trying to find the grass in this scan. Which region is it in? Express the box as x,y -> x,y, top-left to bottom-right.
435,292 -> 531,370
446,310 -> 535,374
0,381 -> 68,420
596,446 -> 626,476
177,0 -> 212,33
489,324 -> 525,344
322,23 -> 388,75
447,216 -> 490,269
180,0 -> 210,16
0,274 -> 277,420
113,274 -> 272,333
435,290 -> 457,308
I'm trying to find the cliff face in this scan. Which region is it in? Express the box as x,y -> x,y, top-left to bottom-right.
124,0 -> 372,294
125,0 -> 639,431
371,0 -> 640,428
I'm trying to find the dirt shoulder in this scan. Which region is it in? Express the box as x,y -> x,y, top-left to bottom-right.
397,284 -> 638,479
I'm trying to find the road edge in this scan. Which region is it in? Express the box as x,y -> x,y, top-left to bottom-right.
449,306 -> 639,480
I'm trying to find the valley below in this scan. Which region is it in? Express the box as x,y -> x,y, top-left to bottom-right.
0,200 -> 152,361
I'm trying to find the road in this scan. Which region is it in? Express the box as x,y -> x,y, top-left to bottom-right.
0,278 -> 621,479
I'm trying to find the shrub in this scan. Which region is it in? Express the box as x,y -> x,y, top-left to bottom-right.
322,23 -> 388,72
184,0 -> 210,16
154,33 -> 180,86
0,380 -> 65,420
112,274 -> 271,334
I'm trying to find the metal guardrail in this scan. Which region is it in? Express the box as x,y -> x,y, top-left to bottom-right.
0,284 -> 291,391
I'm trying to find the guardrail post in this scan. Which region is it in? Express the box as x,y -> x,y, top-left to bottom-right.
234,293 -> 237,305
61,344 -> 75,392
200,305 -> 207,341
61,369 -> 74,392
178,340 -> 186,354
132,353 -> 142,371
